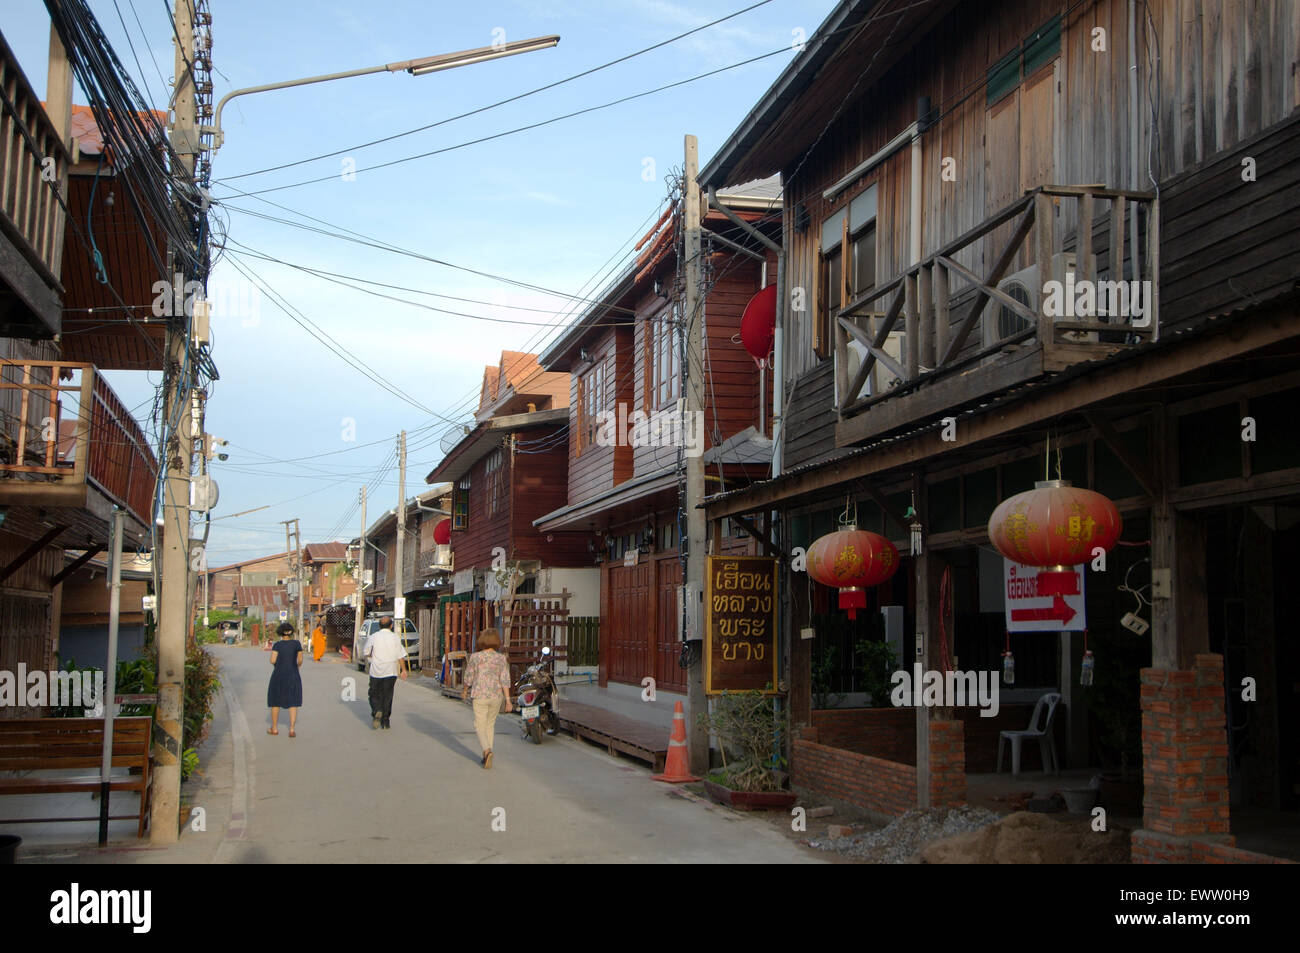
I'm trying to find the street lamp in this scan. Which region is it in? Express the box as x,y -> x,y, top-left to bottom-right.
201,35 -> 560,152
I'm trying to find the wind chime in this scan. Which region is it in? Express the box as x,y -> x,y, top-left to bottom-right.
986,432 -> 1123,684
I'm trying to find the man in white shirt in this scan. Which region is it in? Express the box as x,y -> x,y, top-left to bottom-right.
365,616 -> 409,730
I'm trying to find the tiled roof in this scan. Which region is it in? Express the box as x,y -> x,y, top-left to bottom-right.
231,585 -> 288,609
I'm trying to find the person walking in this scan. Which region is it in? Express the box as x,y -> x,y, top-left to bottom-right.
311,621 -> 326,662
365,616 -> 408,730
462,628 -> 512,768
267,622 -> 303,736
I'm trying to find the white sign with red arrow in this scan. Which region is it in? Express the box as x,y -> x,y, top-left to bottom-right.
1003,560 -> 1086,632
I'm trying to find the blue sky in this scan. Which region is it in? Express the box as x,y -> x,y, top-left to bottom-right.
5,0 -> 825,565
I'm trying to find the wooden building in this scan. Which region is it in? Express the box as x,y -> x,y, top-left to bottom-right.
1,33 -> 159,714
534,184 -> 781,694
426,351 -> 597,666
699,0 -> 1300,862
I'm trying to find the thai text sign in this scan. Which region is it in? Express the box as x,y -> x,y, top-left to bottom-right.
705,556 -> 779,694
1003,559 -> 1087,632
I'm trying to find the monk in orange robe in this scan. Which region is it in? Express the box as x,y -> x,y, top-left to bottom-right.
311,624 -> 326,661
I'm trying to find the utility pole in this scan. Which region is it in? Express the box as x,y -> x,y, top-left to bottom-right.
394,431 -> 407,621
683,135 -> 709,774
280,518 -> 302,628
354,486 -> 367,640
154,0 -> 197,843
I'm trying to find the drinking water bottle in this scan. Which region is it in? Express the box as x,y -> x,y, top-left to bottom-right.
1080,650 -> 1095,686
1002,651 -> 1015,685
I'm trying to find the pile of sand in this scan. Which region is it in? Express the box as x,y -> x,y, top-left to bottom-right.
920,811 -> 1130,864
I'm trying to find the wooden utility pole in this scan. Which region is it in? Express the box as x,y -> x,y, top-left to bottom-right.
394,431 -> 407,620
683,135 -> 709,773
154,0 -> 196,843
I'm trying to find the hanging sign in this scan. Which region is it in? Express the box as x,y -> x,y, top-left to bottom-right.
705,556 -> 779,694
1003,559 -> 1086,632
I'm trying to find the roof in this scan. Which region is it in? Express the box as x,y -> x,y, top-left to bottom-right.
302,542 -> 348,562
476,351 -> 569,420
206,551 -> 292,575
363,484 -> 455,540
426,407 -> 569,484
699,0 -> 955,188
231,585 -> 289,609
64,103 -> 168,161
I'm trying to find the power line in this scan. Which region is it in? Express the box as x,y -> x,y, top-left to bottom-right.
215,0 -> 777,182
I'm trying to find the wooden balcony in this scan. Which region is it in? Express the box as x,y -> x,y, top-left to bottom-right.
834,186 -> 1159,448
0,33 -> 69,337
0,360 -> 156,536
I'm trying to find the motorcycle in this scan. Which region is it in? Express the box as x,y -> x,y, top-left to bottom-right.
515,645 -> 560,744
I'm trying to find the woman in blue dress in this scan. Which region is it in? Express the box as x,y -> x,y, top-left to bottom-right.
267,622 -> 304,736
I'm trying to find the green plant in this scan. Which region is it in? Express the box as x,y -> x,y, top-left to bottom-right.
811,646 -> 844,710
180,748 -> 200,781
855,637 -> 898,708
183,643 -> 221,756
193,609 -> 241,646
697,691 -> 788,793
49,654 -> 157,718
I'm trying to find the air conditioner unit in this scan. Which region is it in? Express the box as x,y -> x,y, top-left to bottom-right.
835,323 -> 904,407
988,252 -> 1098,347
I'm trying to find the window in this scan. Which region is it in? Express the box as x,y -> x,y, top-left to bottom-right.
647,303 -> 681,410
485,447 -> 505,517
452,476 -> 470,530
987,14 -> 1061,105
816,185 -> 877,358
577,359 -> 608,454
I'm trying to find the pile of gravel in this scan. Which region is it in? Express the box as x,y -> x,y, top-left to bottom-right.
807,806 -> 1002,863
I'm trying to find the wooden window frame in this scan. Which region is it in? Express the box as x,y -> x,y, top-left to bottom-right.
986,14 -> 1061,107
646,302 -> 681,411
576,358 -> 608,455
452,475 -> 471,530
816,187 -> 878,359
484,447 -> 505,517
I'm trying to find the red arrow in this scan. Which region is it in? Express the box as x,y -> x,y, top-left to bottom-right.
1011,594 -> 1077,626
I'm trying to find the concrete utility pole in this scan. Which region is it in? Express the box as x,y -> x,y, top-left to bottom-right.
394,431 -> 407,619
354,486 -> 367,639
154,0 -> 197,843
683,135 -> 709,774
280,518 -> 302,628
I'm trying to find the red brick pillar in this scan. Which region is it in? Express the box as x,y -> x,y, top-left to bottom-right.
928,719 -> 966,807
1139,653 -> 1230,837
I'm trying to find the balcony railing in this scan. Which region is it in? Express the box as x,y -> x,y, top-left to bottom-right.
833,185 -> 1159,434
0,359 -> 156,526
0,33 -> 70,323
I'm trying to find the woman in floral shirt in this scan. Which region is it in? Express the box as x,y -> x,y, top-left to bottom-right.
462,628 -> 513,769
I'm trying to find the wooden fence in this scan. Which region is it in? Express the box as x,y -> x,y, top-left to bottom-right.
568,616 -> 599,667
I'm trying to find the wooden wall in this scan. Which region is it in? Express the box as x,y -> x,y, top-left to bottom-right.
777,0 -> 1300,465
565,326 -> 633,506
449,425 -> 590,570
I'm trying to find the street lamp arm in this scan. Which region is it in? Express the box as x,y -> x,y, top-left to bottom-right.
201,35 -> 560,152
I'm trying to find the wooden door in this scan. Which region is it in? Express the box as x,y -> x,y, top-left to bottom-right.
607,561 -> 653,685
654,557 -> 686,693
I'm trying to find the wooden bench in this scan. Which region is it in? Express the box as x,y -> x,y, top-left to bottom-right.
555,700 -> 669,773
0,717 -> 153,838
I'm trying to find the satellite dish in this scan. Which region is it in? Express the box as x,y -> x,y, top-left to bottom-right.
440,423 -> 470,455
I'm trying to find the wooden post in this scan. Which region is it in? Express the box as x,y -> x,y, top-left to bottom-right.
934,263 -> 950,369
919,262 -> 934,370
1034,192 -> 1055,363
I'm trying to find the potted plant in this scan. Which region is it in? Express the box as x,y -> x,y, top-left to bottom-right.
698,691 -> 795,810
855,636 -> 898,708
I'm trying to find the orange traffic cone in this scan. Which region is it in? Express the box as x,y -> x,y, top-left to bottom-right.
652,701 -> 700,783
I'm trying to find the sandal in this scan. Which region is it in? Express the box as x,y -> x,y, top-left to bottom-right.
267,728 -> 278,735
289,729 -> 296,737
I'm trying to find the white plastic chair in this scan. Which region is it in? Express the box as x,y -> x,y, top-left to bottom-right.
997,692 -> 1061,776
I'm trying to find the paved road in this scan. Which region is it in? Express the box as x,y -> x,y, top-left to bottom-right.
185,644 -> 819,864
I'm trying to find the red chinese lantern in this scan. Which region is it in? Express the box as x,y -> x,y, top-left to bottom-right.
987,480 -> 1122,595
806,524 -> 899,619
739,284 -> 777,364
433,517 -> 451,545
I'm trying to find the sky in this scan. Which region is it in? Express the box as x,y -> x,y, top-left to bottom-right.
4,0 -> 827,565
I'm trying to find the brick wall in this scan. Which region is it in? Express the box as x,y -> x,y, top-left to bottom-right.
794,719 -> 966,815
810,705 -> 1037,773
1132,829 -> 1295,864
792,738 -> 916,816
930,719 -> 967,807
1140,653 -> 1230,837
